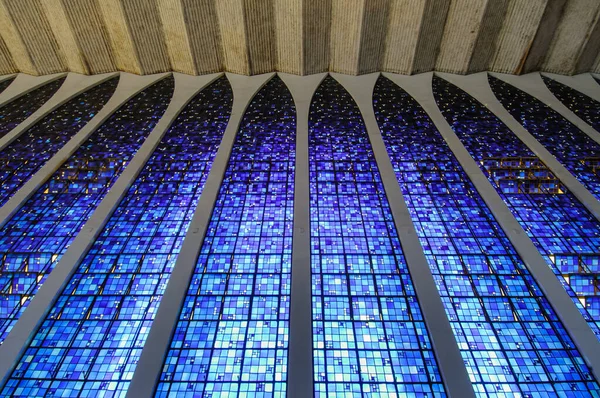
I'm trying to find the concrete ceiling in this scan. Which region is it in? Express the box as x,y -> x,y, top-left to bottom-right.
0,0 -> 599,77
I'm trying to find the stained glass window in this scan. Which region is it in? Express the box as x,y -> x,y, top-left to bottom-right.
0,76 -> 15,94
310,76 -> 446,397
0,76 -> 173,349
542,76 -> 600,133
489,76 -> 600,201
0,77 -> 65,139
156,76 -> 295,397
374,75 -> 599,396
2,77 -> 232,397
433,76 -> 600,333
0,77 -> 119,208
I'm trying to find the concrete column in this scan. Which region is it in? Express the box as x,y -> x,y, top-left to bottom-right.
437,72 -> 600,222
333,72 -> 476,398
0,72 -> 118,152
279,72 -> 326,398
491,72 -> 600,146
543,72 -> 600,104
0,72 -> 168,229
385,71 -> 600,383
0,73 -> 15,84
126,72 -> 274,398
0,72 -> 65,108
0,72 -> 222,387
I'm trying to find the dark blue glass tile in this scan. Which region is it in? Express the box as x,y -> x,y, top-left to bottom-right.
374,75 -> 599,396
489,75 -> 600,201
433,75 -> 600,335
310,76 -> 446,397
2,77 -> 232,396
0,77 -> 118,207
0,77 -> 65,139
156,76 -> 295,397
0,76 -> 173,349
0,76 -> 15,94
543,76 -> 600,133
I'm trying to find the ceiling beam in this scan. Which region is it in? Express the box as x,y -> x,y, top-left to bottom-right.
541,0 -> 600,75
0,0 -> 66,75
0,36 -> 16,75
436,0 -> 509,74
490,0 -> 548,74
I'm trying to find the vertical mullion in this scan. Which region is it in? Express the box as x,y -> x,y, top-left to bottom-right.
0,73 -> 65,109
332,73 -> 475,398
0,73 -> 167,229
384,71 -> 600,382
0,72 -> 118,153
437,72 -> 600,224
543,72 -> 600,103
280,72 -> 326,398
490,72 -> 600,145
0,71 -> 182,387
126,72 -> 275,398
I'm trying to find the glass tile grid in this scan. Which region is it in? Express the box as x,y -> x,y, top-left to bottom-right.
543,76 -> 600,133
0,76 -> 174,348
1,77 -> 233,398
156,76 -> 295,397
0,77 -> 65,139
432,76 -> 600,333
0,76 -> 15,95
0,77 -> 119,208
489,76 -> 600,201
309,76 -> 446,397
373,75 -> 600,397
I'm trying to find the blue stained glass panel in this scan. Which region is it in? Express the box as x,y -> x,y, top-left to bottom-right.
0,77 -> 118,207
489,76 -> 600,201
0,76 -> 15,94
156,76 -> 295,397
0,76 -> 173,348
310,76 -> 446,397
1,77 -> 233,397
433,76 -> 600,332
543,76 -> 600,133
374,75 -> 599,396
0,77 -> 65,139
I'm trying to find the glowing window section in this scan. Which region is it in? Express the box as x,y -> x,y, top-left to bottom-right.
309,76 -> 446,397
374,76 -> 599,397
433,76 -> 600,333
0,77 -> 173,347
156,76 -> 295,397
489,76 -> 600,201
0,76 -> 15,94
1,77 -> 232,397
0,77 -> 118,207
0,77 -> 65,139
543,76 -> 600,133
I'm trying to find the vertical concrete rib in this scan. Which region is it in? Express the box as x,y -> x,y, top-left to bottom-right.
543,72 -> 600,104
437,72 -> 600,222
0,72 -> 65,108
0,72 -> 119,152
0,72 -> 222,387
491,72 -> 600,145
384,71 -> 600,382
126,72 -> 275,398
0,72 -> 168,229
278,72 -> 326,398
0,73 -> 15,84
332,72 -> 476,398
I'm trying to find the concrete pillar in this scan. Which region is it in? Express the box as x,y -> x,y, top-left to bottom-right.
334,72 -> 476,398
386,71 -> 600,383
126,72 -> 274,397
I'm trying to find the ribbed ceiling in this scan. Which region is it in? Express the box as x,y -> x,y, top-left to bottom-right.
0,0 -> 599,77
